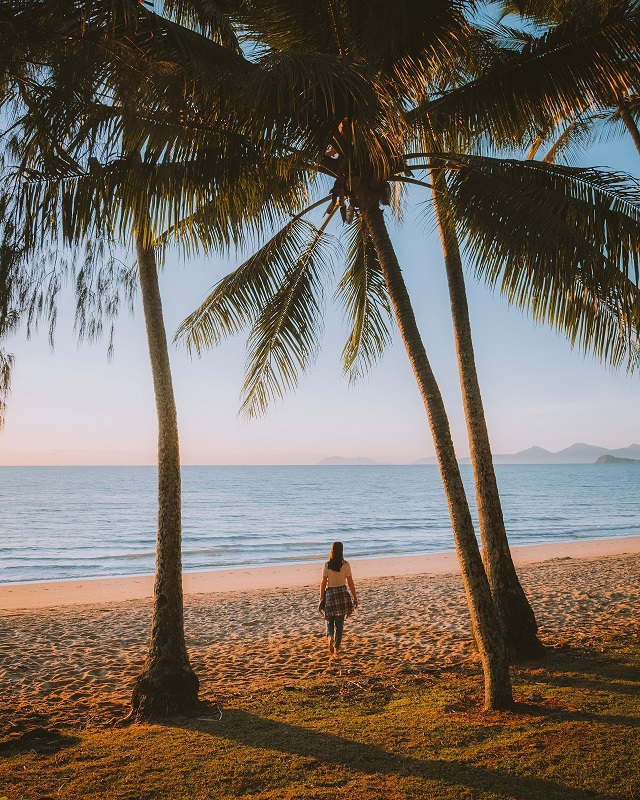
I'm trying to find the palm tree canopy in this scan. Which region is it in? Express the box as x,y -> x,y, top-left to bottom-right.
419,0 -> 640,151
172,0 -> 640,414
488,0 -> 640,159
4,0 -> 640,416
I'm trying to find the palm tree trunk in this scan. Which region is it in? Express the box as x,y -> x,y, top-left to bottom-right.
360,200 -> 512,710
618,100 -> 640,155
130,238 -> 199,719
430,170 -> 545,661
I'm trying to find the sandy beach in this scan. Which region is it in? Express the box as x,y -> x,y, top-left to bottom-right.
1,537 -> 639,731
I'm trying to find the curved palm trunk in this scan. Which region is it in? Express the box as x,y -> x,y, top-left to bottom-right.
360,200 -> 512,710
430,170 -> 545,661
130,238 -> 199,719
618,101 -> 640,155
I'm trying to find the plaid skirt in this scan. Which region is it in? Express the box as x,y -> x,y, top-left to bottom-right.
324,585 -> 353,618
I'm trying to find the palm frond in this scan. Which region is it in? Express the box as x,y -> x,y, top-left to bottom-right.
0,211 -> 20,429
497,0 -> 565,26
336,215 -> 393,382
437,154 -> 640,369
239,213 -> 337,417
0,189 -> 68,425
537,110 -> 618,164
73,240 -> 137,359
176,202 -> 331,355
226,0 -> 470,69
8,124 -> 304,257
0,348 -> 14,429
415,1 -> 640,150
159,0 -> 241,52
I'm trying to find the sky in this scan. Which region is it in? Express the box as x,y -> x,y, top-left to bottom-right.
1,139 -> 640,466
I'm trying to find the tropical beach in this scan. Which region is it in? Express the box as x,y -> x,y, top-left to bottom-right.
2,538 -> 639,798
3,0 -> 640,797
2,538 -> 638,725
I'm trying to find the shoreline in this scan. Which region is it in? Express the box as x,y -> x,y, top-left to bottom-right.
2,535 -> 639,611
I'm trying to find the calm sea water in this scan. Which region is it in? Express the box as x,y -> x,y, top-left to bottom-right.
1,465 -> 638,585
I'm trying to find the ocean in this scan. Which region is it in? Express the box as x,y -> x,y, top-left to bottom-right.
1,465 -> 639,585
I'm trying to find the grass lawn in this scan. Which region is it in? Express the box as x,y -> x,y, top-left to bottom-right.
1,635 -> 638,800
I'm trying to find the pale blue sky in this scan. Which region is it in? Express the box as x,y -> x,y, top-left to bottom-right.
1,138 -> 639,465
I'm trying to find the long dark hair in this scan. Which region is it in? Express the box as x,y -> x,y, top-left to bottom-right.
327,541 -> 344,572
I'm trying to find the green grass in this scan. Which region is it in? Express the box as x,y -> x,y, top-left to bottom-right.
1,637 -> 639,800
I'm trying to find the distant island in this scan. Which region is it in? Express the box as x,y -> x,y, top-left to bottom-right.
319,443 -> 640,465
317,456 -> 384,465
596,454 -> 640,464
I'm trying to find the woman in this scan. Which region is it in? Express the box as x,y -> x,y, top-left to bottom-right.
319,541 -> 358,656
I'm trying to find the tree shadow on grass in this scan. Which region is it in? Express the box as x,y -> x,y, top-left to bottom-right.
191,709 -> 611,800
521,672 -> 640,699
0,726 -> 79,757
543,648 -> 640,684
512,701 -> 640,729
518,646 -> 640,699
0,707 -> 80,757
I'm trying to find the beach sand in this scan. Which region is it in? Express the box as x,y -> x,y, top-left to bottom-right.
1,537 -> 638,731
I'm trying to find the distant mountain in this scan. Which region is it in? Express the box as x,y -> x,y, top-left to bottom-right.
483,446 -> 555,464
489,443 -> 606,464
413,443 -> 640,465
553,442 -> 611,462
317,456 -> 382,465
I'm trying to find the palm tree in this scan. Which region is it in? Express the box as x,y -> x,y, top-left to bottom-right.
8,0 -> 640,710
362,194 -> 514,709
3,0 -> 330,717
242,0 -> 640,671
405,1 -> 640,658
0,0 -> 258,718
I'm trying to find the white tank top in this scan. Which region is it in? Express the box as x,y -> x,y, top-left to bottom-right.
323,560 -> 352,588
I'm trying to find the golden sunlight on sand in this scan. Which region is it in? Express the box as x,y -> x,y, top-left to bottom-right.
0,538 -> 638,729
